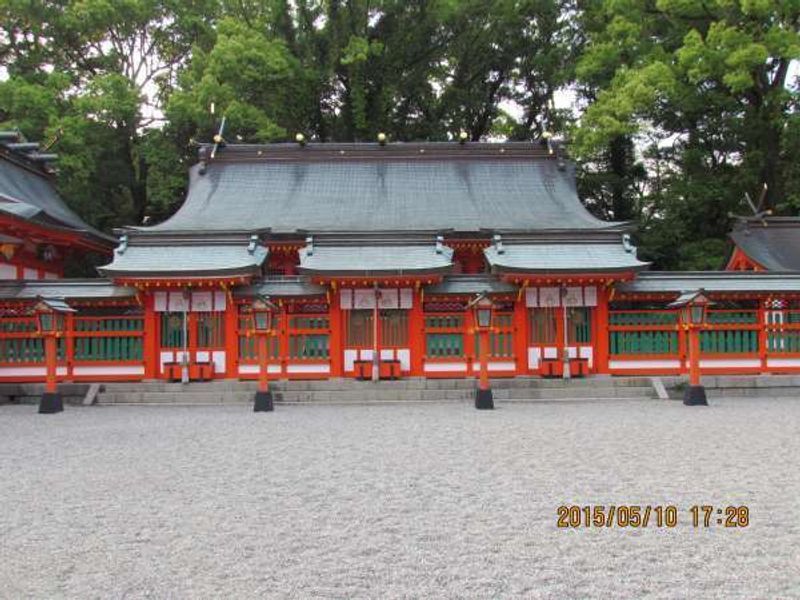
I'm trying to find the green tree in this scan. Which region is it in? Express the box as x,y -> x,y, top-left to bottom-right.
169,0 -> 576,145
572,0 -> 800,269
0,0 -> 217,228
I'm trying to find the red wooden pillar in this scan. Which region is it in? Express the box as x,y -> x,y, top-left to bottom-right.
465,306 -> 476,376
757,303 -> 768,372
187,311 -> 198,369
677,322 -> 688,374
45,334 -> 57,393
553,304 -> 566,377
143,292 -> 159,379
258,333 -> 269,391
329,287 -> 343,377
279,305 -> 290,378
65,312 -> 75,381
224,296 -> 239,378
594,286 -> 611,374
478,329 -> 490,389
409,286 -> 424,376
688,327 -> 701,385
513,294 -> 528,375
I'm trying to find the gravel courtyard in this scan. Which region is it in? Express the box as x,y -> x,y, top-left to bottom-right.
1,397 -> 798,599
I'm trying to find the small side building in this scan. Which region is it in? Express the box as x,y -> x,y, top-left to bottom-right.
0,131 -> 114,279
727,217 -> 800,271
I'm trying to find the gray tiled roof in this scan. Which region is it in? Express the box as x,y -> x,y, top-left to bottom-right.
143,143 -> 623,234
0,279 -> 136,300
617,271 -> 800,294
0,152 -> 112,243
298,244 -> 453,275
485,242 -> 648,273
425,275 -> 517,295
99,242 -> 268,277
234,277 -> 327,298
730,218 -> 800,270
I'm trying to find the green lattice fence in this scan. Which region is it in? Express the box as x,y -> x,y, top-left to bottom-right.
74,317 -> 143,361
700,330 -> 758,353
609,311 -> 678,356
610,331 -> 679,355
475,314 -> 514,358
289,334 -> 329,359
766,331 -> 800,353
701,311 -> 758,354
425,314 -> 465,358
427,333 -> 464,357
609,311 -> 678,326
0,318 -> 65,363
289,316 -> 329,359
0,337 -> 66,363
568,307 -> 593,343
706,311 -> 758,324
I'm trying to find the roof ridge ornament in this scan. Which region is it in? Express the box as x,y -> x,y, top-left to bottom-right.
117,234 -> 128,255
727,183 -> 771,227
305,236 -> 314,256
622,233 -> 635,253
247,235 -> 258,255
435,235 -> 444,254
493,234 -> 505,255
210,116 -> 227,160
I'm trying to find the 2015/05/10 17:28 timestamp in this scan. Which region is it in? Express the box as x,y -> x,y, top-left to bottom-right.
556,505 -> 750,528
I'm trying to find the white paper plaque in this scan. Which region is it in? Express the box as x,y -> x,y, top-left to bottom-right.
583,286 -> 597,307
168,291 -> 189,312
525,288 -> 538,307
192,291 -> 213,312
353,289 -> 376,309
564,286 -> 583,307
399,288 -> 413,309
539,287 -> 561,307
340,289 -> 353,309
378,288 -> 399,309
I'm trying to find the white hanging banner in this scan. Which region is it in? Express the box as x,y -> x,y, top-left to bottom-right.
213,290 -> 227,311
399,288 -> 413,309
168,291 -> 189,312
340,289 -> 353,310
378,288 -> 399,309
154,291 -> 168,312
342,287 -> 412,310
353,289 -> 376,309
564,287 -> 583,307
525,288 -> 538,308
539,287 -> 561,307
192,291 -> 213,312
583,286 -> 597,307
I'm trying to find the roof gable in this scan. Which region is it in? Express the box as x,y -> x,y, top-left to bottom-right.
143,142 -> 624,235
730,218 -> 800,271
0,143 -> 113,244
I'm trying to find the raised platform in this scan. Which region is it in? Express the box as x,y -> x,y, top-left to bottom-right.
91,377 -> 657,405
6,375 -> 800,407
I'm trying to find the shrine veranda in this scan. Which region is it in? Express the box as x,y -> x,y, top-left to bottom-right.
4,138 -> 800,385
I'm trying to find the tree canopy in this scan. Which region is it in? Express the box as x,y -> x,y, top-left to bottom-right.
1,0 -> 798,269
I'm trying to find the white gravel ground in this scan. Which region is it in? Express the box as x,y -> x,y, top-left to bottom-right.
1,397 -> 799,599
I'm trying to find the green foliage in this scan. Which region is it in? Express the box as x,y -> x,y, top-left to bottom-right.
1,0 -> 798,275
573,0 -> 800,269
0,0 -> 218,227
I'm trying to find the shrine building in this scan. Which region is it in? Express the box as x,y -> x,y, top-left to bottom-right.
4,136 -> 800,384
0,131 -> 112,280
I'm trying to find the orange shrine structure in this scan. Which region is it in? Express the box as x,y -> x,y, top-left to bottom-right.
4,134 -> 800,385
